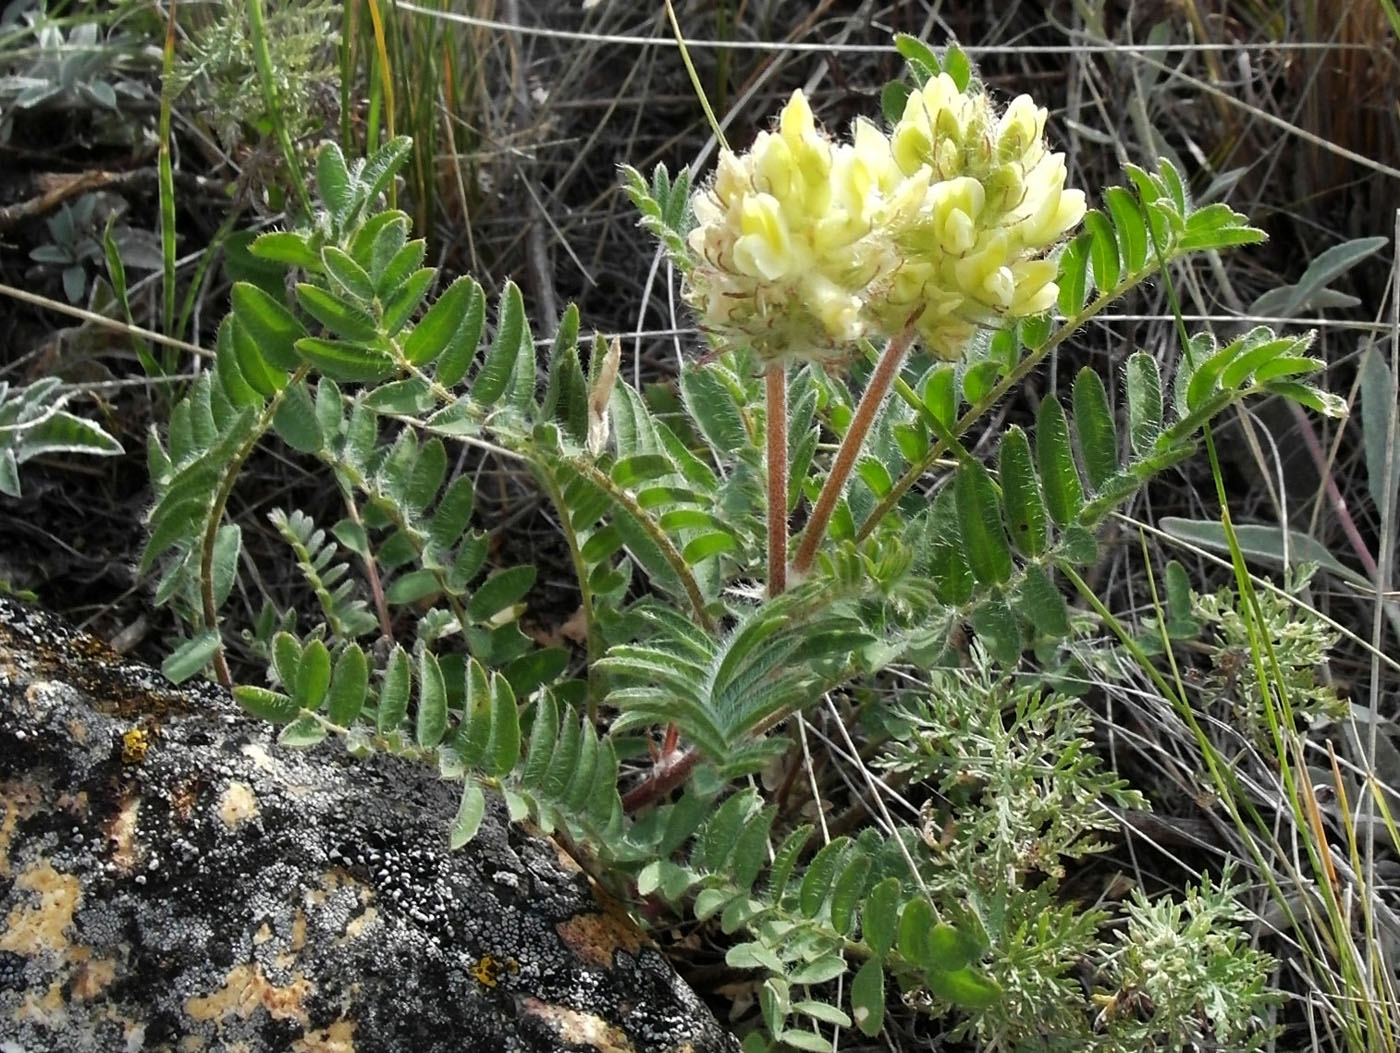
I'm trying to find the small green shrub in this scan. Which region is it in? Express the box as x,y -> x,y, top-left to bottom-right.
139,39 -> 1345,1051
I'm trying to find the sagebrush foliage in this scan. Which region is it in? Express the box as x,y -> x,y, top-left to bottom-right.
140,43 -> 1340,1051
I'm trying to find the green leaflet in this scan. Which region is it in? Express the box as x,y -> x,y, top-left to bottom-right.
1072,368 -> 1117,492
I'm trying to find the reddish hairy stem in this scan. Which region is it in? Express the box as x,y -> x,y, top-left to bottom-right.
766,363 -> 789,597
626,364 -> 793,813
622,748 -> 699,812
793,326 -> 917,574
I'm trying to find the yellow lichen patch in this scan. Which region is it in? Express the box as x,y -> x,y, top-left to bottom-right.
342,905 -> 378,942
469,954 -> 518,988
290,907 -> 307,952
518,996 -> 635,1053
65,715 -> 90,745
70,955 -> 119,1000
551,841 -> 584,874
240,742 -> 278,775
555,909 -> 647,969
185,962 -> 313,1026
169,777 -> 201,823
292,1018 -> 357,1052
1,778 -> 43,877
219,781 -> 259,828
121,727 -> 151,765
14,980 -> 67,1025
0,860 -> 82,955
106,793 -> 143,873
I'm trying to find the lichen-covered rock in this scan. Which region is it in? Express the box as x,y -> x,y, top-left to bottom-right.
0,597 -> 740,1053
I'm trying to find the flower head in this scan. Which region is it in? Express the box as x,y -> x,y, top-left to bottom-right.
681,70 -> 1085,365
684,91 -> 905,365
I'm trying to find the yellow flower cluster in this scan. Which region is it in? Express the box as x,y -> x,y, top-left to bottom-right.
684,75 -> 1085,363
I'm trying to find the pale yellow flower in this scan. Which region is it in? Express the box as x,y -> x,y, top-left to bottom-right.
867,81 -> 1086,354
683,90 -> 903,364
681,72 -> 1085,365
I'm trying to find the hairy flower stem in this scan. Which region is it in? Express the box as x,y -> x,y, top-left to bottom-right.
793,323 -> 917,574
766,363 -> 788,597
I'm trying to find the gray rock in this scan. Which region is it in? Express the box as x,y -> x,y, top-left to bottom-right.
0,596 -> 739,1052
